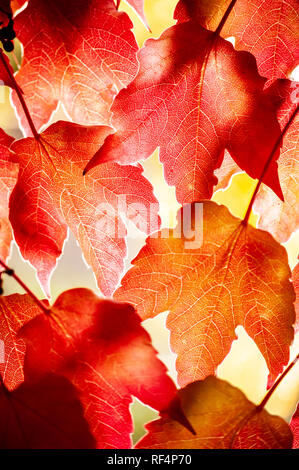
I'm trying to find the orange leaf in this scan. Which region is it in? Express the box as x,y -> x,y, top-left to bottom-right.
11,0 -> 26,13
115,201 -> 295,385
136,377 -> 293,449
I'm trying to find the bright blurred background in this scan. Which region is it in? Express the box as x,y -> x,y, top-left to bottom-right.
0,0 -> 298,444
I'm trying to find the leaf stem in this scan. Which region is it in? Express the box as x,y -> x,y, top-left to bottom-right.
0,49 -> 39,139
0,257 -> 50,315
242,104 -> 299,225
257,353 -> 299,411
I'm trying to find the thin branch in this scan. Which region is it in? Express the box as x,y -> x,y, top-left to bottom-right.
0,257 -> 50,315
0,49 -> 39,139
243,104 -> 299,225
257,353 -> 299,410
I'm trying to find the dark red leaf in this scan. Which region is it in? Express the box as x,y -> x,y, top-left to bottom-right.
0,373 -> 96,448
0,128 -> 17,263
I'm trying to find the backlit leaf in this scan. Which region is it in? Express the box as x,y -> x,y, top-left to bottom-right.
115,201 -> 295,385
9,121 -> 159,296
0,128 -> 17,262
136,377 -> 293,449
20,288 -> 185,448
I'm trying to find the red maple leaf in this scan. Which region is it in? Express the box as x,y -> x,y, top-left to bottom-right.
9,121 -> 160,296
214,80 -> 299,243
0,1 -> 11,25
19,288 -> 188,448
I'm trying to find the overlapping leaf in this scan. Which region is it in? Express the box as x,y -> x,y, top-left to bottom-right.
86,20 -> 282,204
0,294 -> 40,390
0,1 -> 11,25
136,377 -> 293,449
290,404 -> 299,449
254,81 -> 299,242
9,121 -> 160,296
120,0 -> 148,28
11,0 -> 27,13
12,0 -> 139,134
19,288 -> 186,448
175,0 -> 299,80
0,373 -> 96,448
0,128 -> 17,262
115,201 -> 295,386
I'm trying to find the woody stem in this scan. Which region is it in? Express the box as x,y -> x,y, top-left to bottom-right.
0,257 -> 50,315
